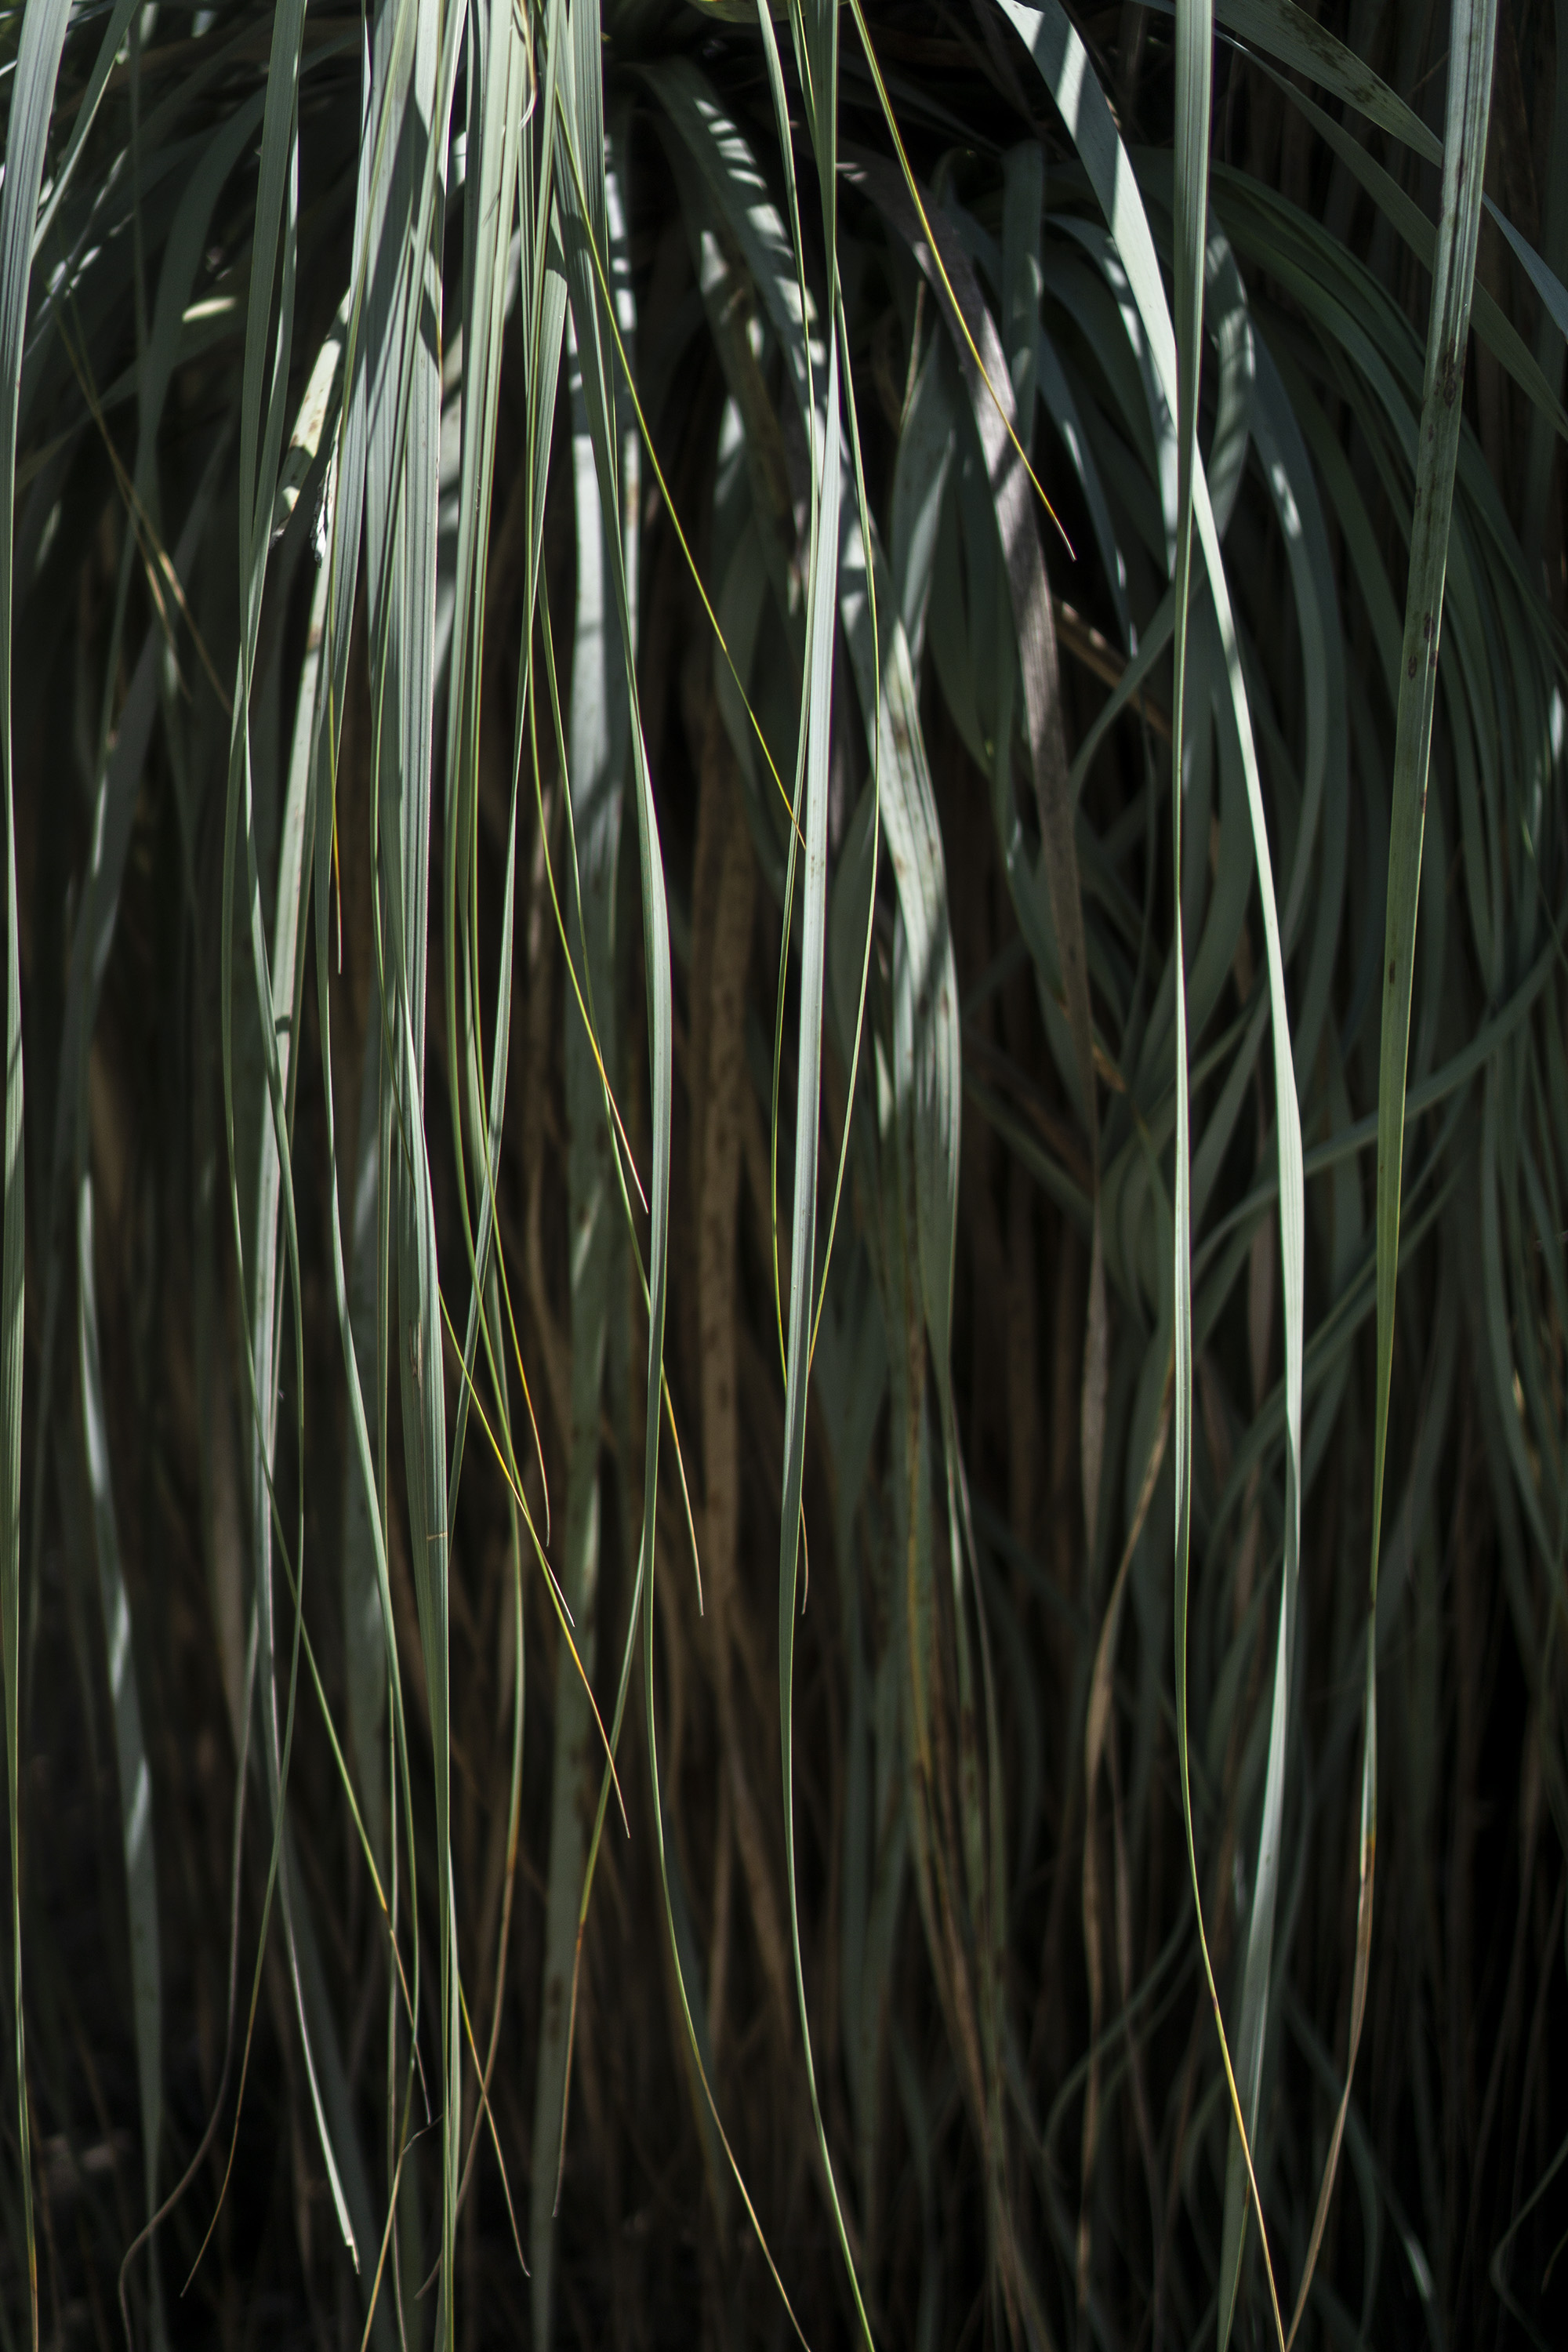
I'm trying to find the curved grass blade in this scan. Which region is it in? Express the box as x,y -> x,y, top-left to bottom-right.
532,275 -> 632,2339
1080,1375 -> 1171,2310
443,0 -> 535,1540
1292,3 -> 1501,2340
241,550 -> 389,2314
0,7 -> 77,2335
768,259 -> 871,2352
76,1180 -> 166,2350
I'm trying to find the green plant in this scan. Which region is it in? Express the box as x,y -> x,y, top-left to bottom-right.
2,0 -> 1566,2343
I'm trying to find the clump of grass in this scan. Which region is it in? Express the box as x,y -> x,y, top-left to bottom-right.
1,0 -> 1566,2344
